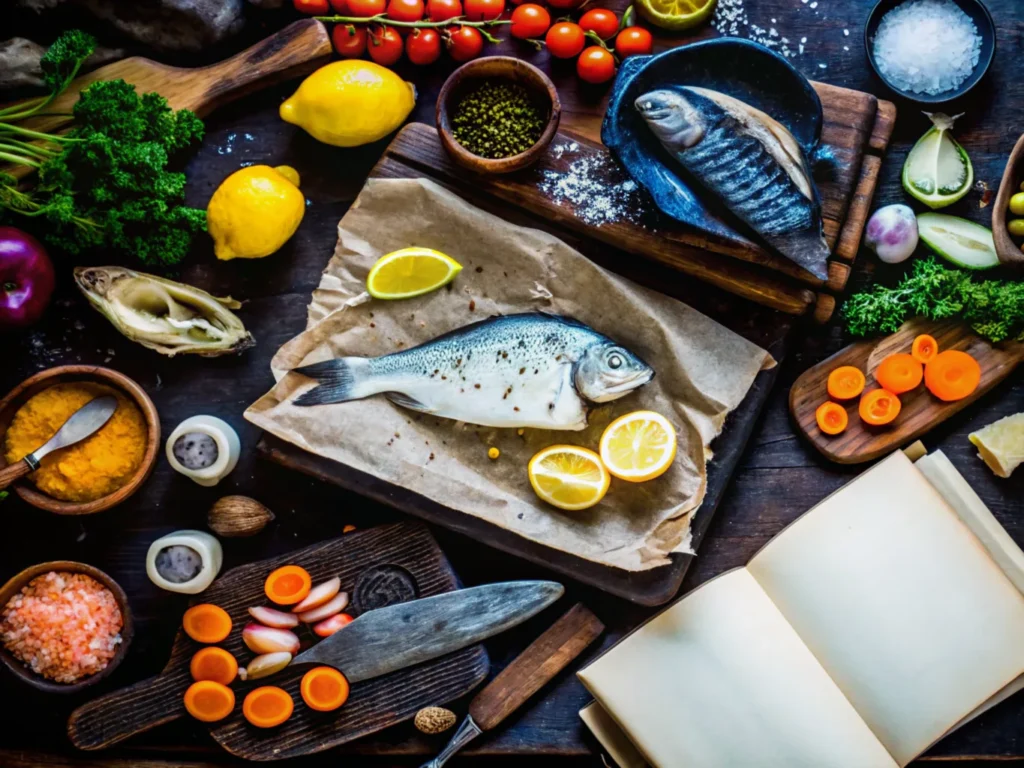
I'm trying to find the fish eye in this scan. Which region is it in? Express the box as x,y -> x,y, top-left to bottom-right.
608,354 -> 622,369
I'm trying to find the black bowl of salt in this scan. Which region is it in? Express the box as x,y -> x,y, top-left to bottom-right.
865,0 -> 995,104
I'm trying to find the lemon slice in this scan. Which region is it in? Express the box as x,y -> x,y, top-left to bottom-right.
366,247 -> 463,300
636,0 -> 716,31
902,113 -> 973,209
969,413 -> 1024,479
528,445 -> 610,511
599,410 -> 677,482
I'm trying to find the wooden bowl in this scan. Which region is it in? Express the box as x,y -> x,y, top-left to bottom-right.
436,56 -> 561,175
0,561 -> 134,694
992,132 -> 1024,266
0,365 -> 160,515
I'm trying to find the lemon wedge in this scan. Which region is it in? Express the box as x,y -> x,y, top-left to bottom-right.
599,410 -> 677,482
366,248 -> 463,300
636,0 -> 716,31
969,413 -> 1024,479
528,445 -> 610,511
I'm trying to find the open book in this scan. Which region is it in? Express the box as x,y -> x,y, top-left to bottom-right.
578,449 -> 1024,768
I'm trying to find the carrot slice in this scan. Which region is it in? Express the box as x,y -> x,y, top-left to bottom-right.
190,647 -> 238,684
874,353 -> 923,395
827,366 -> 866,400
911,334 -> 939,364
815,402 -> 849,435
265,565 -> 312,606
183,604 -> 232,644
243,686 -> 294,728
184,680 -> 235,722
859,389 -> 901,426
925,350 -> 981,402
300,666 -> 350,712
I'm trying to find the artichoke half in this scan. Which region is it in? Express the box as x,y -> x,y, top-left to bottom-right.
74,267 -> 255,357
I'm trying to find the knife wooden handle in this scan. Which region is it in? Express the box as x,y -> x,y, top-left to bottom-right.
0,460 -> 30,490
468,603 -> 604,732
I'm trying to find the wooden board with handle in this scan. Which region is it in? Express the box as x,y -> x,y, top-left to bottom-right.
790,318 -> 1024,464
67,521 -> 489,761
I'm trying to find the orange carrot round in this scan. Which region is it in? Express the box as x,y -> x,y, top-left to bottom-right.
243,686 -> 294,728
827,366 -> 866,400
925,350 -> 981,402
300,666 -> 350,712
911,334 -> 939,364
265,565 -> 312,606
190,647 -> 238,684
184,680 -> 235,722
874,353 -> 923,395
859,389 -> 901,426
183,604 -> 232,644
815,402 -> 848,435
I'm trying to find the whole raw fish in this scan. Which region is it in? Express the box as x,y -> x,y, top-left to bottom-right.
635,87 -> 831,280
292,313 -> 654,430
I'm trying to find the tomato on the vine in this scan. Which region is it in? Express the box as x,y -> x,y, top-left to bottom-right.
332,24 -> 368,57
577,45 -> 616,83
545,21 -> 585,58
614,26 -> 652,57
294,0 -> 330,12
463,0 -> 504,21
578,8 -> 619,39
368,26 -> 404,65
348,0 -> 386,15
510,4 -> 551,38
447,25 -> 484,60
427,0 -> 462,21
329,0 -> 349,11
387,0 -> 425,21
406,28 -> 442,64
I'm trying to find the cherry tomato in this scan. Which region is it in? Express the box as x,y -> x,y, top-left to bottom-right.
447,25 -> 484,60
463,0 -> 504,21
332,24 -> 368,57
294,0 -> 330,12
387,0 -> 425,21
406,28 -> 442,63
329,0 -> 349,11
579,8 -> 618,39
427,0 -> 462,21
577,45 -> 616,83
614,26 -> 652,57
368,26 -> 404,65
510,4 -> 551,38
545,21 -> 585,58
348,0 -> 386,16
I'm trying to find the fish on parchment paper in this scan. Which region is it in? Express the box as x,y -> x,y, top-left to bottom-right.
291,313 -> 654,430
635,87 -> 831,280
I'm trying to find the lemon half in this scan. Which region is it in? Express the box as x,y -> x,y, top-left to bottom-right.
528,445 -> 610,511
366,248 -> 463,300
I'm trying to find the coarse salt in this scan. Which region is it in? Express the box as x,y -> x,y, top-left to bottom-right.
539,144 -> 645,227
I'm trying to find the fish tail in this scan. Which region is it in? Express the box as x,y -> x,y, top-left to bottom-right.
767,229 -> 831,281
293,358 -> 373,406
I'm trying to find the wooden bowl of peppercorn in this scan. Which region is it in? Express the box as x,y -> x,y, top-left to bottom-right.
437,56 -> 561,175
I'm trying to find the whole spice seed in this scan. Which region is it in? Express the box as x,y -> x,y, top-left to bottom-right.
452,81 -> 545,159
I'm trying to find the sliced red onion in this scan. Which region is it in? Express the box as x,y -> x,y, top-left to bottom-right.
297,591 -> 350,623
242,623 -> 300,654
248,606 -> 299,629
239,651 -> 292,681
291,577 -> 341,614
313,613 -> 354,637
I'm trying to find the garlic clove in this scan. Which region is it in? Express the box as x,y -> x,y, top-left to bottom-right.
208,495 -> 275,538
296,592 -> 350,624
291,577 -> 341,614
313,613 -> 353,637
239,652 -> 292,681
242,623 -> 300,654
248,606 -> 299,629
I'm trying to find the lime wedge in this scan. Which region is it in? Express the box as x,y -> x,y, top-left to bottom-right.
917,213 -> 999,270
636,0 -> 716,31
902,113 -> 973,209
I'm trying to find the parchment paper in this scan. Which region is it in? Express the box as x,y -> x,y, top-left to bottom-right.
245,178 -> 773,571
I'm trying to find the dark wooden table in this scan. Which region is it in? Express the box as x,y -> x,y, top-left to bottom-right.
3,1 -> 1023,765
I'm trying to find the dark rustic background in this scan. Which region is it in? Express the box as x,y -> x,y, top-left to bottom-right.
2,0 -> 1022,765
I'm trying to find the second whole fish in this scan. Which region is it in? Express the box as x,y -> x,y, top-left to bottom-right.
292,313 -> 653,430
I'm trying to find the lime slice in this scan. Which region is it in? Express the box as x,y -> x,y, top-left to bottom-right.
366,247 -> 463,300
636,0 -> 716,31
917,213 -> 999,270
902,113 -> 973,209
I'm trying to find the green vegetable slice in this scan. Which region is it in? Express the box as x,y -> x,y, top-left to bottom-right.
902,113 -> 973,209
917,213 -> 999,271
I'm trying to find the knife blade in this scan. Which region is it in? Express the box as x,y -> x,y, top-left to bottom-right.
292,581 -> 563,683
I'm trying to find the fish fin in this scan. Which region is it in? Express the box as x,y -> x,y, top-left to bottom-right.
293,359 -> 362,406
385,391 -> 435,413
766,229 -> 831,281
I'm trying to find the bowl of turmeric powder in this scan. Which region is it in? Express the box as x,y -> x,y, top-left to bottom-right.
0,366 -> 160,514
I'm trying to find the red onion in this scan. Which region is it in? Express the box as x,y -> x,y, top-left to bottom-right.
0,227 -> 55,329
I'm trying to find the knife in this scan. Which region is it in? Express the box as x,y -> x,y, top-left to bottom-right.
0,395 -> 117,490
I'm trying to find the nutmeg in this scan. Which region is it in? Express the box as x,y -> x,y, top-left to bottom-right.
208,495 -> 275,537
414,706 -> 457,735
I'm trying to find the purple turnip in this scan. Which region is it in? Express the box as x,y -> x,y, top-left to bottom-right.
864,204 -> 919,264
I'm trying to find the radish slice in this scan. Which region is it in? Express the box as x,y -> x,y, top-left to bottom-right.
296,591 -> 349,623
291,577 -> 341,614
248,606 -> 299,629
242,623 -> 300,654
313,613 -> 354,637
239,652 -> 292,681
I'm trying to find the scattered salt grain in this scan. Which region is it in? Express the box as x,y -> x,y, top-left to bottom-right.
873,0 -> 981,96
539,144 -> 645,227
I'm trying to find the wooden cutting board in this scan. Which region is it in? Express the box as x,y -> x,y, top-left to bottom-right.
790,318 -> 1024,464
67,521 -> 489,761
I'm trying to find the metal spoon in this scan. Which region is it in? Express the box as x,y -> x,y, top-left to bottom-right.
0,395 -> 118,490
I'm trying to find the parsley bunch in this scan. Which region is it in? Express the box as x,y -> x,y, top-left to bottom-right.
843,257 -> 1024,343
0,31 -> 207,267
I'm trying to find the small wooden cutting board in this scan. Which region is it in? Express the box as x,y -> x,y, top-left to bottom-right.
790,318 -> 1024,464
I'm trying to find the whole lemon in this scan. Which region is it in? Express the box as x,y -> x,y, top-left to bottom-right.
279,60 -> 416,148
207,165 -> 305,261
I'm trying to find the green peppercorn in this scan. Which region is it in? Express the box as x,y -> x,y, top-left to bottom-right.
451,80 -> 545,160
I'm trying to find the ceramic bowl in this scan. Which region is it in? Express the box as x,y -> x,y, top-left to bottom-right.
0,365 -> 160,515
436,56 -> 561,175
864,0 -> 995,104
0,561 -> 134,693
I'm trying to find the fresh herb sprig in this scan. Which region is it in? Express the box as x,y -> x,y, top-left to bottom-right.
843,257 -> 1024,343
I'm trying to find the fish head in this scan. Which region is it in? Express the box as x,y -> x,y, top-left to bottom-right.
574,342 -> 654,403
634,89 -> 705,150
